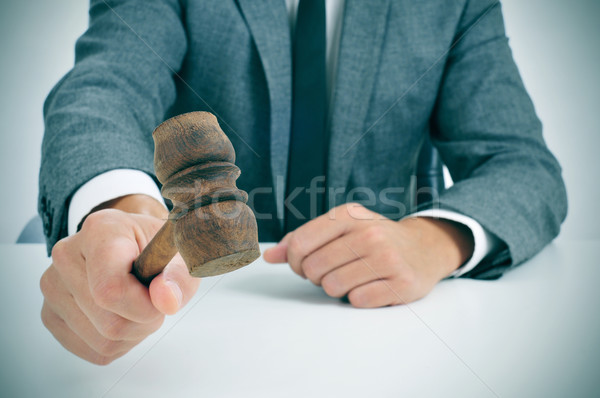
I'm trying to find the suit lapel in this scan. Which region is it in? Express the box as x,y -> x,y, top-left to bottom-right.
237,0 -> 292,229
236,0 -> 391,219
327,0 -> 391,200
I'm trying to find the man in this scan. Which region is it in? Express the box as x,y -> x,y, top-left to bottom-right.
38,0 -> 567,365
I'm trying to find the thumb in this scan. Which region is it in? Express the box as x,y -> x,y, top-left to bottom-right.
263,233 -> 292,263
149,253 -> 201,315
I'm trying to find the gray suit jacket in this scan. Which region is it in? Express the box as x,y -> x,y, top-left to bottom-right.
39,0 -> 567,279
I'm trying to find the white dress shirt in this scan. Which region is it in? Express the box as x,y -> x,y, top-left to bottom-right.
69,0 -> 499,276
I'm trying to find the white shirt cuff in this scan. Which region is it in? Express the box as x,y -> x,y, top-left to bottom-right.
405,209 -> 501,277
68,169 -> 166,235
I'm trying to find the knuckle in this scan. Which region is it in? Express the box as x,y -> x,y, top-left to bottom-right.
98,315 -> 128,341
91,276 -> 125,310
287,235 -> 309,276
80,209 -> 125,236
328,204 -> 351,221
321,275 -> 342,297
40,269 -> 64,306
340,203 -> 356,219
348,289 -> 369,308
301,258 -> 319,281
364,225 -> 386,244
50,237 -> 80,276
92,354 -> 116,366
50,239 -> 68,263
380,248 -> 402,267
398,270 -> 417,288
96,338 -> 125,358
287,234 -> 306,257
39,270 -> 53,299
324,206 -> 337,221
345,203 -> 371,220
40,304 -> 54,330
79,210 -> 106,232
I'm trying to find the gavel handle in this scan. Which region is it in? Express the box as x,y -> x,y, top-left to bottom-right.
132,220 -> 177,285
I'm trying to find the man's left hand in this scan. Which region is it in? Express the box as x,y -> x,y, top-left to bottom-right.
263,203 -> 474,307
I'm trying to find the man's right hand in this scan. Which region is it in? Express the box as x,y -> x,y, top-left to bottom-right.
39,195 -> 201,365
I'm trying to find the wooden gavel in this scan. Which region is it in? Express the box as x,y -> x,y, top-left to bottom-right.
132,112 -> 260,285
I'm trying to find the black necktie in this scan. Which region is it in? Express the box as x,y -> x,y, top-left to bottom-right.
284,0 -> 327,233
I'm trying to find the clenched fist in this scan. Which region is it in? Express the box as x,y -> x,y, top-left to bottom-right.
40,195 -> 200,365
264,203 -> 474,307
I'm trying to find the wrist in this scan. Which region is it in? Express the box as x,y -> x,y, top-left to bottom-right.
399,217 -> 475,278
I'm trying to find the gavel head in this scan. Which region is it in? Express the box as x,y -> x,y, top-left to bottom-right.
153,111 -> 260,277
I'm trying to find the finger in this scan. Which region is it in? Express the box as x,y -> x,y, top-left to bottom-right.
347,280 -> 403,308
41,301 -> 126,366
43,265 -> 162,348
84,235 -> 161,321
149,253 -> 201,315
56,235 -> 160,329
300,230 -> 379,284
320,258 -> 389,298
285,204 -> 379,277
263,233 -> 292,263
285,208 -> 352,272
51,237 -> 138,333
48,298 -> 141,358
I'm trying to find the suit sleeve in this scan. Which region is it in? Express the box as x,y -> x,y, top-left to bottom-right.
428,0 -> 568,279
38,0 -> 187,254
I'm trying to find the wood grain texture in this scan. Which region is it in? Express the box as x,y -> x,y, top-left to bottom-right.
132,112 -> 260,284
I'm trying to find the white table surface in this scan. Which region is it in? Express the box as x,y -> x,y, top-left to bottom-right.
1,240 -> 599,398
